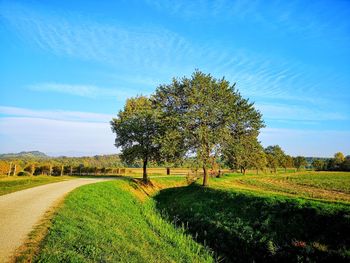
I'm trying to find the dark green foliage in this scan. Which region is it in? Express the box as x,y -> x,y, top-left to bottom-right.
17,171 -> 31,176
324,153 -> 350,172
155,184 -> 350,262
309,153 -> 350,172
341,157 -> 350,171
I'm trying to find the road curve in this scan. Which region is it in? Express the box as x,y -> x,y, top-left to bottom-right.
0,178 -> 113,262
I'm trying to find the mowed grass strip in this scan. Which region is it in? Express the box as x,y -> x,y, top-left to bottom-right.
35,179 -> 213,263
0,176 -> 72,196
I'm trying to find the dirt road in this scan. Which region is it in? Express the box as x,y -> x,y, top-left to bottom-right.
0,178 -> 113,262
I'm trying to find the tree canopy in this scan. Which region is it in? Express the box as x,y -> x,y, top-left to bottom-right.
153,71 -> 264,186
111,96 -> 161,182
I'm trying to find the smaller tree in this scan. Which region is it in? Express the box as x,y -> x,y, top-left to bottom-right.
253,148 -> 267,174
224,137 -> 265,175
293,156 -> 307,171
281,155 -> 293,172
334,152 -> 345,164
264,145 -> 285,173
312,159 -> 325,171
111,96 -> 162,182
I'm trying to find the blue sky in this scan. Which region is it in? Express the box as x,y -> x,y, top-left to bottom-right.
0,0 -> 349,157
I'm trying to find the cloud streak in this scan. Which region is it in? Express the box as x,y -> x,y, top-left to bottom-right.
27,83 -> 138,100
0,106 -> 114,123
0,1 -> 194,73
0,0 -> 312,102
145,0 -> 350,43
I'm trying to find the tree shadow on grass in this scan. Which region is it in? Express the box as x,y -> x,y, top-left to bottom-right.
154,184 -> 350,263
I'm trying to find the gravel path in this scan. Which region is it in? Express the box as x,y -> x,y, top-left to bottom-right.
0,178 -> 113,262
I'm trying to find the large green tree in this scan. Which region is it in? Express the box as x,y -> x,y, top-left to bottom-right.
153,71 -> 264,186
111,96 -> 161,182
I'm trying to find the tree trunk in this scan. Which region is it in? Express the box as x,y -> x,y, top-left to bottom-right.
13,165 -> 17,176
202,166 -> 208,186
166,167 -> 170,175
70,166 -> 73,176
143,158 -> 148,183
243,167 -> 246,175
61,165 -> 64,176
8,162 -> 12,176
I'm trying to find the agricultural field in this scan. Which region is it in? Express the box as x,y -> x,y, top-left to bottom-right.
211,171 -> 350,203
15,171 -> 349,263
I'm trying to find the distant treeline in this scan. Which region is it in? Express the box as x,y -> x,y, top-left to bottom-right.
0,150 -> 348,176
312,152 -> 350,172
0,154 -> 123,176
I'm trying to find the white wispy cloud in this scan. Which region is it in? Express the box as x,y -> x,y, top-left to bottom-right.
145,0 -> 350,42
1,1 -> 347,109
27,83 -> 137,100
0,106 -> 114,123
0,1 -> 194,72
0,0 -> 305,100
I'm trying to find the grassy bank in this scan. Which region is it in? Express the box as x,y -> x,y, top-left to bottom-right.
155,173 -> 350,262
0,176 -> 72,196
34,179 -> 213,263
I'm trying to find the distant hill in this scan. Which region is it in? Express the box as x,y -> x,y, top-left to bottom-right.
0,151 -> 49,159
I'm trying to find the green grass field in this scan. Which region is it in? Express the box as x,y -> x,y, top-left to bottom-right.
34,179 -> 213,263
0,176 -> 72,196
13,171 -> 349,262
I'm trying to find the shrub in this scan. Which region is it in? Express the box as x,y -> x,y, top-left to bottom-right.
17,171 -> 31,176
